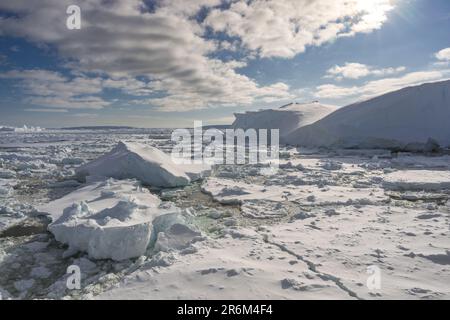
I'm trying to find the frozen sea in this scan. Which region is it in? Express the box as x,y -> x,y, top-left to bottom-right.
0,128 -> 449,300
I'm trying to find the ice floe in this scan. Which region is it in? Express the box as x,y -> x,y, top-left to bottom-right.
0,178 -> 15,198
76,141 -> 210,188
0,168 -> 16,179
383,170 -> 450,191
202,177 -> 387,207
97,235 -> 349,300
39,179 -> 198,261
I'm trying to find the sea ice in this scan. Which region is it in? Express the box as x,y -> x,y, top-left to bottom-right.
383,170 -> 450,191
76,141 -> 210,188
0,169 -> 16,179
40,179 -> 194,260
0,179 -> 14,197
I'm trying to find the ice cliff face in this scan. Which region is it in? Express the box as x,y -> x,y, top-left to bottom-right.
232,102 -> 338,138
284,80 -> 450,150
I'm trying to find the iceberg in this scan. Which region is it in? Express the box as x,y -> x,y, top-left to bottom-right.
76,141 -> 210,188
232,102 -> 337,138
284,80 -> 450,150
39,179 -> 191,261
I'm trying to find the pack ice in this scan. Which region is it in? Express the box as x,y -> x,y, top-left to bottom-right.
284,80 -> 450,149
39,179 -> 191,261
383,170 -> 450,191
76,141 -> 209,188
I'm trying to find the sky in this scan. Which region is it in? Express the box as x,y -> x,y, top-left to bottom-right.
0,0 -> 449,128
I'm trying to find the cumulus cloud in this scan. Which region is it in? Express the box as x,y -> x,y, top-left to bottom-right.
315,70 -> 450,100
435,48 -> 450,61
204,0 -> 395,58
325,63 -> 406,80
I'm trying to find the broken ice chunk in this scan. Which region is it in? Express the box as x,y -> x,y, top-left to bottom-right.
76,141 -> 210,188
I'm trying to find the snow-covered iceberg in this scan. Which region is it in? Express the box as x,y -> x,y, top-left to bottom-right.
284,80 -> 450,150
41,179 -> 164,260
39,179 -> 194,261
76,141 -> 209,188
232,102 -> 338,138
49,200 -> 157,261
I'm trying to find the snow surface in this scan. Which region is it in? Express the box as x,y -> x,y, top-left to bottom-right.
383,170 -> 450,191
285,80 -> 450,149
38,178 -> 160,221
1,125 -> 450,300
97,235 -> 351,300
232,102 -> 337,138
76,141 -> 210,188
202,177 -> 388,208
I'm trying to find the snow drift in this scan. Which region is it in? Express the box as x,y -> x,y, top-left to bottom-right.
76,141 -> 209,188
232,102 -> 338,138
284,80 -> 450,150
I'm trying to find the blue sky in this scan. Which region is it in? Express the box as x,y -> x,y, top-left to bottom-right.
0,0 -> 449,128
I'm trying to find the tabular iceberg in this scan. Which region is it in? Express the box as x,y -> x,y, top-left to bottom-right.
284,80 -> 450,150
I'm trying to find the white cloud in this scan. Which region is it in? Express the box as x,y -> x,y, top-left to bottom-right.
315,70 -> 450,100
0,69 -> 109,109
315,84 -> 360,99
0,0 -> 404,112
0,0 -> 295,112
204,0 -> 395,58
436,48 -> 450,61
102,78 -> 154,96
326,63 -> 406,80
